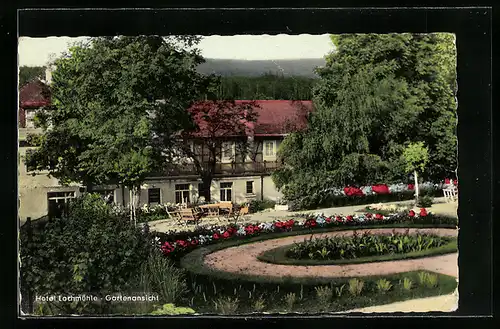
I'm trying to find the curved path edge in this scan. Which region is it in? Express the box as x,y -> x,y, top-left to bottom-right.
203,228 -> 459,279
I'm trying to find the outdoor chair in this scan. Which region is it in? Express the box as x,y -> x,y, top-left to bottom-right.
228,205 -> 249,225
443,187 -> 458,203
179,208 -> 202,225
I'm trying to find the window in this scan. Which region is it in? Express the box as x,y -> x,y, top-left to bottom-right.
25,109 -> 37,129
246,181 -> 254,194
47,191 -> 75,219
220,182 -> 233,202
221,142 -> 235,161
95,189 -> 115,204
25,149 -> 36,172
148,188 -> 161,205
264,141 -> 276,157
175,184 -> 190,204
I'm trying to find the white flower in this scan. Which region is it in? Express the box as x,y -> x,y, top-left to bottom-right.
237,227 -> 246,235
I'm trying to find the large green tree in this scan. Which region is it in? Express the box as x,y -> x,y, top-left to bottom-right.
273,33 -> 457,210
19,66 -> 46,87
26,36 -> 215,223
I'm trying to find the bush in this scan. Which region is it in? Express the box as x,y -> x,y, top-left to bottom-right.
150,303 -> 195,315
249,199 -> 276,213
20,193 -> 152,314
288,188 -> 443,211
417,195 -> 434,208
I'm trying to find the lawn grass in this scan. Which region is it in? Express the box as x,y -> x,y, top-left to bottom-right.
257,238 -> 457,266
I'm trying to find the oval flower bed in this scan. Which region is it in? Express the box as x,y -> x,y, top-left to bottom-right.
257,229 -> 457,266
151,208 -> 457,261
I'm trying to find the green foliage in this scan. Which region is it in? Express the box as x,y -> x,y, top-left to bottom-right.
283,292 -> 297,311
26,36 -> 213,194
19,66 -> 46,86
252,295 -> 266,312
417,195 -> 434,207
417,272 -> 439,288
348,278 -> 365,296
214,73 -> 316,100
20,193 -> 151,314
375,279 -> 393,293
314,286 -> 333,308
140,250 -> 187,304
287,230 -> 451,261
401,277 -> 414,291
150,303 -> 195,315
248,198 -> 276,213
25,133 -> 44,147
403,142 -> 429,174
275,33 -> 457,207
213,296 -> 239,314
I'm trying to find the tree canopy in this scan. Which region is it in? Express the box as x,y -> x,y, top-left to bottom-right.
273,33 -> 457,209
26,36 -> 215,220
19,66 -> 46,87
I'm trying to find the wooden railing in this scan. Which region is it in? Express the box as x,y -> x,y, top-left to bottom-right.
151,161 -> 281,177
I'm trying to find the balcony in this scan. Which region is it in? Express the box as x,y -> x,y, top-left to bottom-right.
150,161 -> 281,178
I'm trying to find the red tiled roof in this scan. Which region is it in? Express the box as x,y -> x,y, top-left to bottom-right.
19,80 -> 51,108
189,100 -> 313,137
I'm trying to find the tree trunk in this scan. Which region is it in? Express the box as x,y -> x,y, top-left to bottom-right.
414,170 -> 419,203
86,181 -> 94,193
202,175 -> 213,202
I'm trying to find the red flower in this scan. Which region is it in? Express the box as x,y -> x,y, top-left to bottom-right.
409,210 -> 416,217
213,233 -> 220,240
275,222 -> 283,228
344,186 -> 364,197
176,240 -> 188,248
372,184 -> 390,194
420,208 -> 428,217
190,239 -> 199,246
335,216 -> 343,222
407,184 -> 415,190
375,213 -> 383,220
222,231 -> 230,239
286,219 -> 295,228
325,217 -> 332,223
346,215 -> 353,222
310,221 -> 317,227
453,179 -> 458,186
445,178 -> 451,184
365,213 -> 372,219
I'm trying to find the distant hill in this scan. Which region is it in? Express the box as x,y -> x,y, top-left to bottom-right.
197,58 -> 326,78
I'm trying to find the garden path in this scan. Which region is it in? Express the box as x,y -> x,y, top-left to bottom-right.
149,198 -> 457,233
202,228 -> 458,279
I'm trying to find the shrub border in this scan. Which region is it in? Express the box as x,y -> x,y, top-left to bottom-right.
256,237 -> 458,266
180,223 -> 457,286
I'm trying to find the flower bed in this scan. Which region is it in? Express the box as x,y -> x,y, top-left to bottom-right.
177,270 -> 457,314
289,180 -> 457,211
288,230 -> 452,261
151,209 -> 457,261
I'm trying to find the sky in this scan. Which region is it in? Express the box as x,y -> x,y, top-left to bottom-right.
18,34 -> 334,67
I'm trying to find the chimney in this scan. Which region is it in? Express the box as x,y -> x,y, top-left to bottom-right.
45,66 -> 53,85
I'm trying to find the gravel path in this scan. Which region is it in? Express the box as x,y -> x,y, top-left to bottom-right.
203,228 -> 458,279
